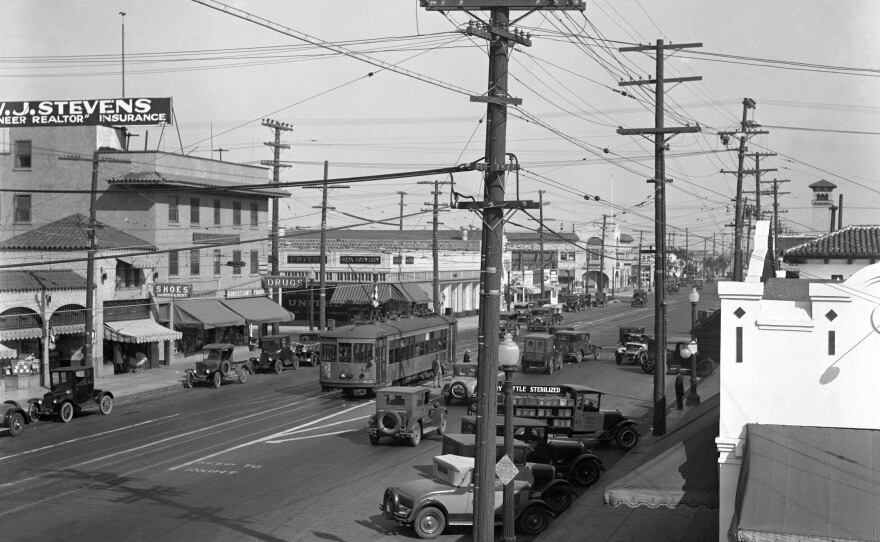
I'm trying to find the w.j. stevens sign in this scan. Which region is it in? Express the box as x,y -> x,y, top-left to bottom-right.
0,97 -> 172,127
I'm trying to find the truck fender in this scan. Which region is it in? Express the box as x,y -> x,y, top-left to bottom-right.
535,478 -> 573,495
573,453 -> 606,471
612,420 -> 639,437
516,498 -> 556,519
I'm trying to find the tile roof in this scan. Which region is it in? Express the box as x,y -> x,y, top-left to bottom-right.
808,179 -> 837,189
506,231 -> 580,243
107,171 -> 290,198
0,270 -> 86,291
280,228 -> 482,251
0,213 -> 155,251
784,225 -> 880,259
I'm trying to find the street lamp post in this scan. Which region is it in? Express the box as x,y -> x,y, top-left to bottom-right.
498,333 -> 521,542
686,288 -> 701,406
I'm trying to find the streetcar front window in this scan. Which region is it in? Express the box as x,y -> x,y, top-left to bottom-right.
339,343 -> 352,363
353,343 -> 374,362
321,344 -> 337,362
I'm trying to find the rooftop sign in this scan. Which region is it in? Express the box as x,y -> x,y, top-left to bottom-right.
0,97 -> 173,127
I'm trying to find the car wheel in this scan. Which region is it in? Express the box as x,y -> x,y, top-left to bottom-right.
220,360 -> 231,376
409,422 -> 422,447
616,427 -> 639,450
637,351 -> 652,373
449,382 -> 466,401
274,360 -> 283,375
572,459 -> 601,486
413,506 -> 445,539
574,351 -> 583,363
437,413 -> 447,436
542,485 -> 573,513
593,347 -> 600,360
697,358 -> 715,378
514,325 -> 520,337
212,371 -> 222,388
27,403 -> 40,423
547,362 -> 554,375
369,433 -> 380,446
184,372 -> 194,388
311,354 -> 320,367
238,367 -> 249,384
516,505 -> 550,536
293,358 -> 299,370
99,395 -> 113,415
59,401 -> 74,423
7,411 -> 25,437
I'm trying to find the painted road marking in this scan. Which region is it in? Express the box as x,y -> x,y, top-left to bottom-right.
265,415 -> 369,443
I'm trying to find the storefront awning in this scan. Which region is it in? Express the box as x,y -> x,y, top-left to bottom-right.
105,319 -> 182,344
329,284 -> 394,305
605,394 -> 719,510
732,424 -> 880,542
117,255 -> 157,269
0,343 -> 18,360
394,283 -> 432,303
517,284 -> 540,295
220,297 -> 294,324
172,299 -> 246,329
0,327 -> 42,341
52,323 -> 86,335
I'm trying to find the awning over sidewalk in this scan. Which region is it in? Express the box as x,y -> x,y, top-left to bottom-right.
220,296 -> 294,324
0,327 -> 42,340
518,284 -> 540,295
731,424 -> 880,542
117,255 -> 157,269
52,323 -> 86,335
171,299 -> 246,329
394,283 -> 432,303
604,394 -> 719,510
105,319 -> 182,344
0,343 -> 17,360
329,284 -> 393,305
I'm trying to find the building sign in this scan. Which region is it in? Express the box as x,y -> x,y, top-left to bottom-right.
263,276 -> 306,288
0,97 -> 173,127
340,255 -> 381,265
193,232 -> 240,244
152,283 -> 192,298
226,288 -> 267,298
496,384 -> 563,395
405,256 -> 415,264
287,255 -> 325,264
393,256 -> 402,264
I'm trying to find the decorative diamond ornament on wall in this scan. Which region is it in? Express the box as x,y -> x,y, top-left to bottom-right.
826,310 -> 837,322
734,307 -> 746,319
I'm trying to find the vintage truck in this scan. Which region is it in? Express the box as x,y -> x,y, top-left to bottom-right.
521,333 -> 564,374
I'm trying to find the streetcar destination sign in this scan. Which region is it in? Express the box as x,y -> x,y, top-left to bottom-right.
0,97 -> 173,127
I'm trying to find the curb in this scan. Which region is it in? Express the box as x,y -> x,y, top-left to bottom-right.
114,383 -> 183,404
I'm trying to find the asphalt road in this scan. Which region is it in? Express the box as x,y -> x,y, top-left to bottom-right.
0,286 -> 716,542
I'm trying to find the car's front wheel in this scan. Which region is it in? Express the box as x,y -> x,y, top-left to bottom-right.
409,422 -> 422,447
437,413 -> 447,435
27,402 -> 40,422
212,371 -> 222,388
99,395 -> 113,415
238,367 -> 249,384
516,505 -> 550,535
572,459 -> 601,486
310,353 -> 320,367
59,401 -> 74,423
542,485 -> 573,513
7,411 -> 25,437
413,506 -> 445,539
616,426 -> 639,450
184,372 -> 194,388
274,359 -> 283,375
574,351 -> 583,363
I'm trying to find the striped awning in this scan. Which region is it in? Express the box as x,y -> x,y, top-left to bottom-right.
394,283 -> 432,303
117,255 -> 157,269
0,344 -> 18,360
52,323 -> 86,335
0,327 -> 42,341
105,319 -> 182,344
330,284 -> 394,305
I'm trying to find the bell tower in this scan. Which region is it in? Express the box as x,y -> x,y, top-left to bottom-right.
809,179 -> 836,233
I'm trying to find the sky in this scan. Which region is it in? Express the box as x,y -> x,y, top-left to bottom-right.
4,0 -> 880,258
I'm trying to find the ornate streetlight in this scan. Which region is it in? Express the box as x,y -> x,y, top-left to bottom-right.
686,288 -> 701,406
498,333 -> 521,542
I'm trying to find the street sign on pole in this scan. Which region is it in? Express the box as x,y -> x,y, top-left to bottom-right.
495,455 -> 519,486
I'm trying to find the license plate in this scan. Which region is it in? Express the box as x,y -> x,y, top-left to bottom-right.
353,389 -> 367,397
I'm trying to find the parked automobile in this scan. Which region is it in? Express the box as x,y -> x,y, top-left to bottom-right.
667,282 -> 680,294
521,333 -> 563,374
442,433 -> 576,513
527,306 -> 563,332
560,294 -> 588,312
1,400 -> 30,436
366,386 -> 447,446
250,334 -> 296,374
498,310 -> 522,338
380,454 -> 555,539
631,289 -> 648,308
592,292 -> 607,307
512,302 -> 535,320
554,330 -> 601,362
294,332 -> 321,367
27,367 -> 114,423
441,362 -> 504,406
615,327 -> 655,373
183,343 -> 252,388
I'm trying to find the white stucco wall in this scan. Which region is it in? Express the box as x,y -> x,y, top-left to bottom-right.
716,262 -> 880,540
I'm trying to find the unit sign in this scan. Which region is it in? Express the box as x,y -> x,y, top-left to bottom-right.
0,97 -> 173,127
287,255 -> 325,264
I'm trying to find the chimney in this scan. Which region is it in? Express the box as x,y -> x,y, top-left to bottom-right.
838,194 -> 843,230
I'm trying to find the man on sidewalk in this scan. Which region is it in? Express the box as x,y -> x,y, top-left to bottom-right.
674,370 -> 685,410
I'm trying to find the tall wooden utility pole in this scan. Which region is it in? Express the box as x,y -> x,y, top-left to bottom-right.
538,190 -> 547,300
59,153 -> 130,377
764,178 -> 790,269
747,152 -> 776,220
636,230 -> 643,289
420,3 -> 583,540
304,165 -> 348,330
418,179 -> 451,315
618,38 -> 702,437
599,215 -> 607,294
261,119 -> 292,335
396,191 -> 407,231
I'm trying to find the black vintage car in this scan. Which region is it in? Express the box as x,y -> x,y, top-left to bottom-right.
184,343 -> 252,388
631,289 -> 648,307
251,334 -> 297,373
28,367 -> 114,423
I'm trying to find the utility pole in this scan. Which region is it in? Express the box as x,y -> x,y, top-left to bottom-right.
304,165 -> 349,330
59,153 -> 130,377
685,227 -> 689,278
747,152 -> 776,220
539,190 -> 547,300
418,180 -> 451,315
599,215 -> 607,295
618,38 -> 702,437
763,178 -> 790,269
719,100 -> 769,281
396,191 -> 408,231
120,12 -> 126,97
421,3 -> 580,541
261,119 -> 292,335
212,148 -> 229,162
636,230 -> 643,289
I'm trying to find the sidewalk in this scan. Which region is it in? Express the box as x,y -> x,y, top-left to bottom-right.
536,368 -> 721,542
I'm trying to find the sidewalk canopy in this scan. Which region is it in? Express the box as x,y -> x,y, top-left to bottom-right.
51,323 -> 86,335
105,319 -> 182,344
604,394 -> 719,510
0,327 -> 42,340
0,344 -> 17,360
731,424 -> 880,542
220,297 -> 294,324
330,284 -> 394,305
171,299 -> 246,329
394,283 -> 432,303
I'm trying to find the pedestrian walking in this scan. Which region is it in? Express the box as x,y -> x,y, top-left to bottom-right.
432,357 -> 443,387
674,370 -> 685,410
462,348 -> 471,364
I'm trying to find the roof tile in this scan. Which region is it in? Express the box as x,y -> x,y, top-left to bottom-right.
0,213 -> 155,251
784,225 -> 880,259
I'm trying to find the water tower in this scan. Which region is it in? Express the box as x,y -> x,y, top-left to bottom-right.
809,179 -> 836,233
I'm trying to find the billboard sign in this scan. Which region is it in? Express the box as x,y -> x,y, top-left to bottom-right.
0,97 -> 173,127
